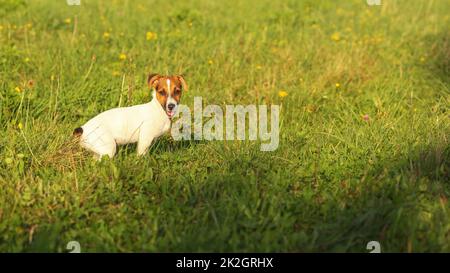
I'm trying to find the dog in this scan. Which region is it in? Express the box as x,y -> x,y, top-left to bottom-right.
73,74 -> 187,159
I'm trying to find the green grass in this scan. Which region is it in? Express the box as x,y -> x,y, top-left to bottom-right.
0,0 -> 449,252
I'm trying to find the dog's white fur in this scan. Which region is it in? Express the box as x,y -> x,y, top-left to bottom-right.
78,91 -> 171,159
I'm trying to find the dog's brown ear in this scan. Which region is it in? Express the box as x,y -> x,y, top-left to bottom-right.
176,75 -> 188,92
148,73 -> 161,90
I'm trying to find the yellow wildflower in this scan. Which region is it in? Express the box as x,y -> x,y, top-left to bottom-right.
119,53 -> 127,60
331,32 -> 340,42
15,86 -> 22,93
335,83 -> 341,88
278,90 -> 288,98
64,18 -> 71,24
103,32 -> 110,39
146,31 -> 157,41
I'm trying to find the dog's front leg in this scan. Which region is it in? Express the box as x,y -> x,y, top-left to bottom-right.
137,136 -> 154,156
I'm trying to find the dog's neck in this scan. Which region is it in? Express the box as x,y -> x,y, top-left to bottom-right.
150,92 -> 171,121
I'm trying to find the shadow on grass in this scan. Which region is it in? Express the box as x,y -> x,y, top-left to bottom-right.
116,134 -> 204,157
296,144 -> 450,252
21,143 -> 449,253
165,144 -> 449,253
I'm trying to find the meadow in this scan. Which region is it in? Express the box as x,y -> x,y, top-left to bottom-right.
0,0 -> 449,252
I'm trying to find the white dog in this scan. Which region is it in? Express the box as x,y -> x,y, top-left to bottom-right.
73,74 -> 187,159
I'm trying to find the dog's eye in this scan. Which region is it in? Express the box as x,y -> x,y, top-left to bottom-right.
174,89 -> 181,96
158,90 -> 167,96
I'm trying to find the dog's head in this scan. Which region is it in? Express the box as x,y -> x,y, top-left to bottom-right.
147,74 -> 187,119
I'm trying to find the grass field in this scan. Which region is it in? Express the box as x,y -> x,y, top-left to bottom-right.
0,0 -> 449,252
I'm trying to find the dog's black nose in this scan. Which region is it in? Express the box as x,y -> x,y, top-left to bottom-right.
168,103 -> 175,110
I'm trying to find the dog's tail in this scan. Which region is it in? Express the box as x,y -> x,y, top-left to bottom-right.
73,127 -> 83,137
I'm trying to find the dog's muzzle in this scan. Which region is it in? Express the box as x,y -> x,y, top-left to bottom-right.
166,103 -> 176,118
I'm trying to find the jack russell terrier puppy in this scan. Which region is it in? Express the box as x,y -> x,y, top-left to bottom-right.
73,74 -> 187,159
